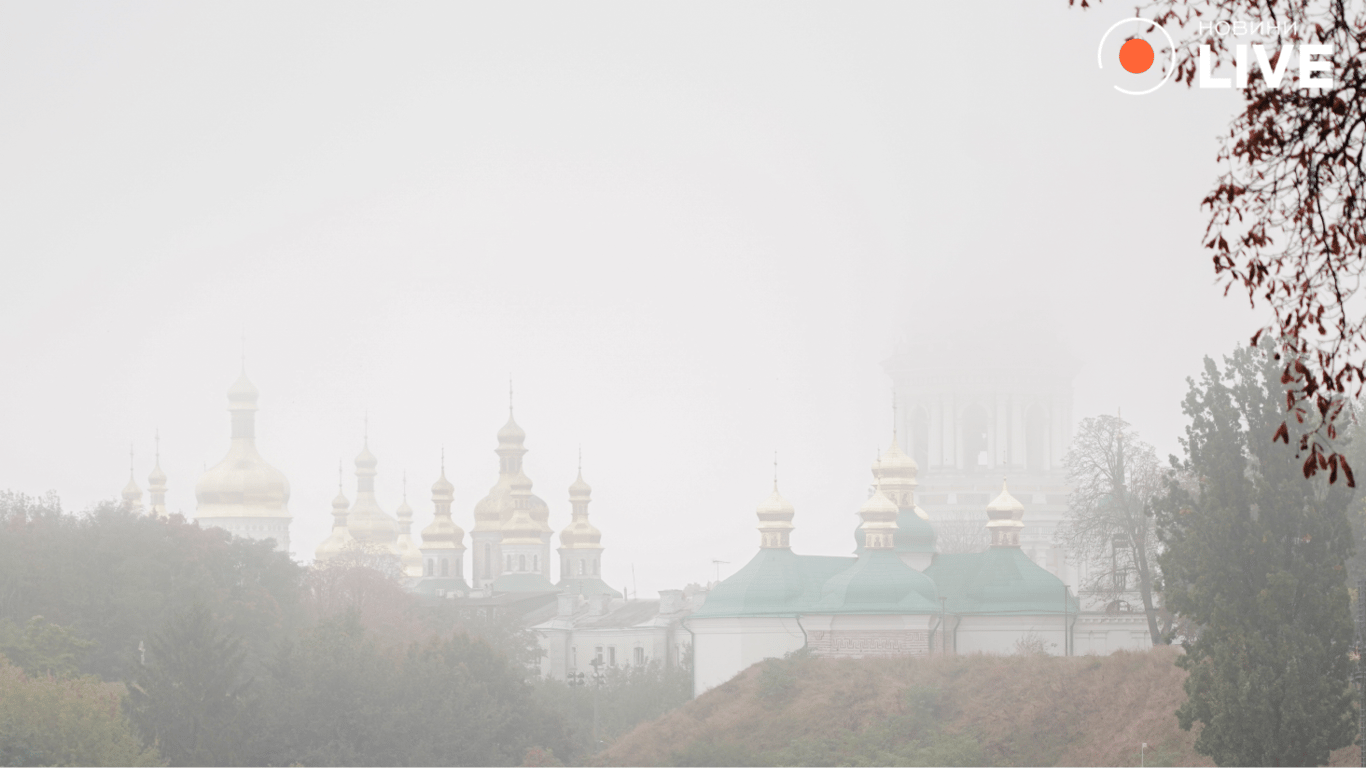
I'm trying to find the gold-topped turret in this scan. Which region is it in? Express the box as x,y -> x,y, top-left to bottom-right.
393,472 -> 423,578
147,432 -> 167,518
344,419 -> 398,552
859,462 -> 899,550
315,461 -> 355,562
985,478 -> 1025,547
756,458 -> 795,549
121,445 -> 144,514
194,366 -> 292,552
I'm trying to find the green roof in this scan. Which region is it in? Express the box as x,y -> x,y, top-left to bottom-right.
412,576 -> 471,597
490,571 -> 557,593
556,577 -> 622,598
895,509 -> 937,554
691,548 -> 855,618
811,549 -> 940,614
925,547 -> 1080,615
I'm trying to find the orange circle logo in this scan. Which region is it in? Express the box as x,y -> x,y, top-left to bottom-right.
1119,38 -> 1155,73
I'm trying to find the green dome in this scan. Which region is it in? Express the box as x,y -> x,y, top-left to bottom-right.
691,548 -> 855,618
895,508 -> 937,554
925,547 -> 1079,615
812,550 -> 940,614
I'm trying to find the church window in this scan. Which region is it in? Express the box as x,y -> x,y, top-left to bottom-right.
441,558 -> 449,577
594,646 -> 603,664
633,647 -> 644,665
579,559 -> 586,576
608,646 -> 616,666
519,554 -> 526,572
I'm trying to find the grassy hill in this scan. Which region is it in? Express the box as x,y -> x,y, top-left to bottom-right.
595,647 -> 1362,767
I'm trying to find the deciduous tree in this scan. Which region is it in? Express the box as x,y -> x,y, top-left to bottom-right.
1155,341 -> 1357,766
1056,415 -> 1168,643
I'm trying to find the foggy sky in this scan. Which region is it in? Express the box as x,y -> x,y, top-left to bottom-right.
0,2 -> 1260,594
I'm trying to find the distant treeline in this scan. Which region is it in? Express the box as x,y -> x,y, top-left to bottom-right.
0,492 -> 689,766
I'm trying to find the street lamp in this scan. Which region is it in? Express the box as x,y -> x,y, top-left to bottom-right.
589,656 -> 605,748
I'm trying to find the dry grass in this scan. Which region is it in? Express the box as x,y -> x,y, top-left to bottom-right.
596,647 -> 1362,767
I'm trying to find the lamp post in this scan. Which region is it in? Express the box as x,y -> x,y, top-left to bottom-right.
589,656 -> 605,748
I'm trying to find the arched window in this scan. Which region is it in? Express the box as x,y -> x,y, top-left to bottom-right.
440,558 -> 449,577
579,559 -> 586,576
519,554 -> 527,572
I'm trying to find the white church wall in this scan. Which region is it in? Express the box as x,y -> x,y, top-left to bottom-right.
798,614 -> 934,658
953,615 -> 1071,656
688,616 -> 806,698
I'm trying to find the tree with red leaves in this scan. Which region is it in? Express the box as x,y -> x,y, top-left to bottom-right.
1077,0 -> 1366,485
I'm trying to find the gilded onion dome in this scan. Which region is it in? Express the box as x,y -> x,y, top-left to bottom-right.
502,471 -> 542,546
986,479 -> 1025,547
865,436 -> 935,556
393,476 -> 423,578
147,432 -> 168,518
121,446 -> 144,514
195,369 -> 291,521
344,435 -> 398,551
755,477 -> 795,550
559,466 -> 602,549
475,408 -> 551,533
858,473 -> 899,551
422,461 -> 466,551
315,463 -> 355,561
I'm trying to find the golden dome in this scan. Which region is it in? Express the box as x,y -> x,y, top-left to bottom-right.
431,469 -> 455,502
858,473 -> 899,550
986,479 -> 1025,547
422,461 -> 466,551
559,467 -> 602,550
987,480 -> 1025,518
569,469 -> 592,499
475,413 -> 551,533
122,475 -> 143,505
315,469 -> 354,562
195,372 -> 291,521
755,480 -> 795,549
227,370 -> 259,408
420,514 -> 465,549
497,414 -> 526,445
877,439 -> 918,478
502,506 -> 542,546
345,439 -> 398,551
393,491 -> 423,578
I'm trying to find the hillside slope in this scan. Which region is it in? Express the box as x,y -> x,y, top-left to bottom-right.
596,648 -> 1361,767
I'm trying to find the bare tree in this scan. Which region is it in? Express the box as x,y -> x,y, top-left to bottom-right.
932,514 -> 990,554
1056,415 -> 1169,643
